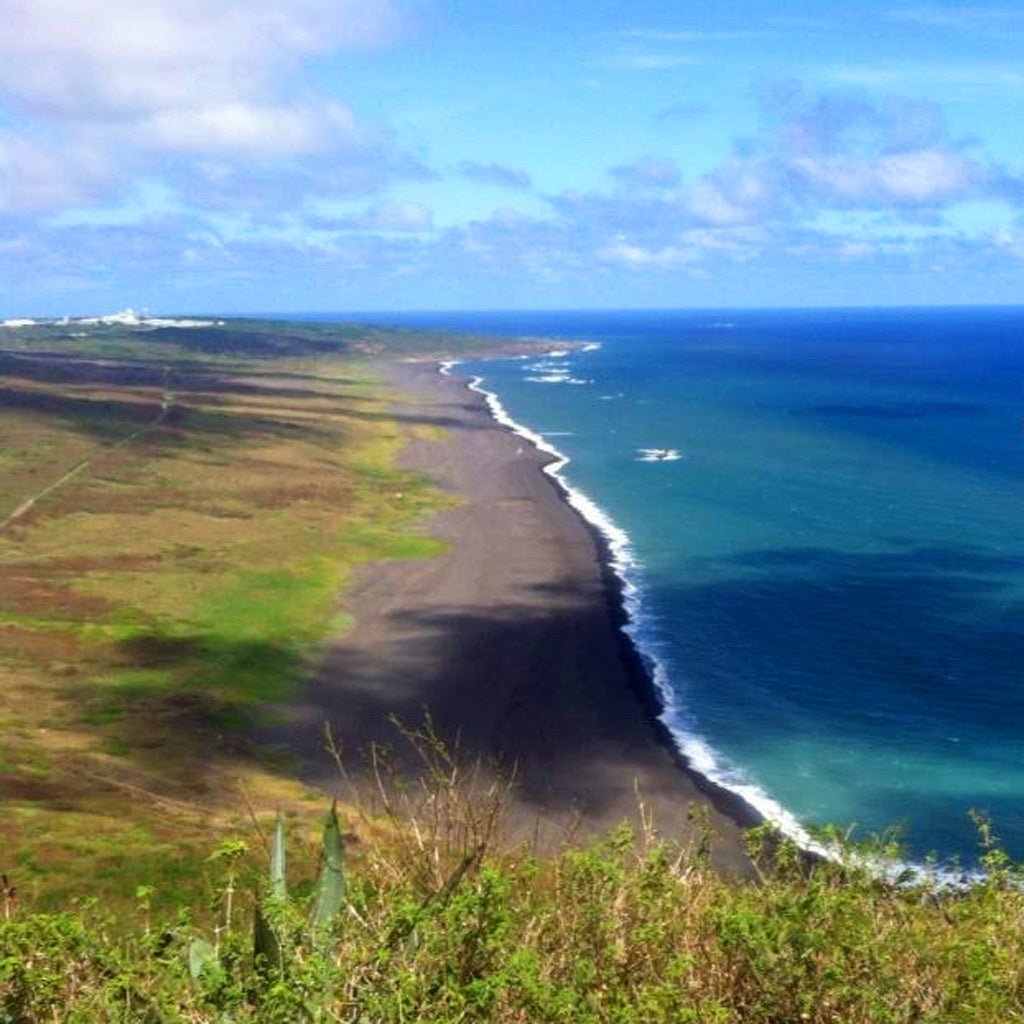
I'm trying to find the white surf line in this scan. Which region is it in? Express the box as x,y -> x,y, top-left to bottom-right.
441,356 -> 989,887
440,359 -> 844,860
0,369 -> 175,533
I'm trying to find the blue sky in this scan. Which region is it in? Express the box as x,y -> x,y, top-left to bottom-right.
2,0 -> 1024,315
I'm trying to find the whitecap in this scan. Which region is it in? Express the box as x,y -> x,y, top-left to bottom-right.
636,448 -> 684,462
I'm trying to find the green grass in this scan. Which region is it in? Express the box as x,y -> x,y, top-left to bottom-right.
0,315 -> 563,948
4,803 -> 1024,1023
0,327 -> 465,907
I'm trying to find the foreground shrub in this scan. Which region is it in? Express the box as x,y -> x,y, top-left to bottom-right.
5,817 -> 1024,1022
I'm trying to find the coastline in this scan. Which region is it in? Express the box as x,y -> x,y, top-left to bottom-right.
277,356 -> 757,873
446,349 -> 977,884
454,362 -> 766,838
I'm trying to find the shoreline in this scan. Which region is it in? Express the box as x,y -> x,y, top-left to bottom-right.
276,356 -> 757,873
456,357 -> 858,873
449,351 -> 978,885
452,362 -> 766,837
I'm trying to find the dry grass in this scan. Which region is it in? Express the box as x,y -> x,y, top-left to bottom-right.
0,347 -> 450,909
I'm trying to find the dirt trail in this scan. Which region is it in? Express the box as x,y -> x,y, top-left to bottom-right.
0,370 -> 175,533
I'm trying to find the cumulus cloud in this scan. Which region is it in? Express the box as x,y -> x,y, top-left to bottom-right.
686,156 -> 783,225
138,101 -> 357,156
791,148 -> 981,206
0,0 -> 410,214
683,84 -> 1019,225
992,225 -> 1024,260
0,0 -> 400,122
457,161 -> 532,190
152,134 -> 434,219
598,239 -> 698,269
0,132 -> 120,213
687,180 -> 757,225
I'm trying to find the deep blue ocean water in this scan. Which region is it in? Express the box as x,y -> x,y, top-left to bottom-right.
316,308 -> 1024,867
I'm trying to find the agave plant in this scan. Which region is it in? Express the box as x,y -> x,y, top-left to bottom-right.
310,798 -> 347,940
189,802 -> 348,985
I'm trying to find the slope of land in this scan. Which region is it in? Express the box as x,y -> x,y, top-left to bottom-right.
0,316 -> 513,909
0,313 -> 745,911
5,317 -> 1023,1024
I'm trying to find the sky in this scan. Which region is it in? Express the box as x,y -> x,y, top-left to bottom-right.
2,0 -> 1024,315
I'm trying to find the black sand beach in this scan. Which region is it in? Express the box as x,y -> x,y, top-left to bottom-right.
279,360 -> 757,873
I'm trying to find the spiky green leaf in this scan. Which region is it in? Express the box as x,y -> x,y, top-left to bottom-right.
269,812 -> 287,900
311,800 -> 347,936
254,813 -> 288,977
253,902 -> 284,978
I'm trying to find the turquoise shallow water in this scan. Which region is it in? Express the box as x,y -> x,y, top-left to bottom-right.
322,308 -> 1024,866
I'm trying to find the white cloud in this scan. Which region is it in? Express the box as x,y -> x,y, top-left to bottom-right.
0,132 -> 119,213
603,53 -> 699,71
363,201 -> 433,231
0,0 -> 401,121
826,63 -> 1024,91
0,0 -> 405,212
992,226 -> 1024,259
315,200 -> 433,231
611,29 -> 755,42
610,155 -> 681,190
688,181 -> 752,225
599,240 -> 698,268
688,161 -> 780,225
792,148 -> 980,206
457,161 -> 532,190
679,86 -> 1021,225
887,6 -> 1024,31
139,101 -> 356,156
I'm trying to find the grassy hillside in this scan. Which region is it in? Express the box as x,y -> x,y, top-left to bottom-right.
0,316 -> 531,912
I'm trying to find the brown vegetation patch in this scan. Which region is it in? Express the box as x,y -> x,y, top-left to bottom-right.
0,626 -> 85,665
4,554 -> 164,576
0,775 -> 71,806
0,383 -> 160,423
242,480 -> 355,509
0,577 -> 114,619
0,352 -> 166,389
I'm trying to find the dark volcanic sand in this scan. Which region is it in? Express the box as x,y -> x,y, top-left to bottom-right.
277,361 -> 756,873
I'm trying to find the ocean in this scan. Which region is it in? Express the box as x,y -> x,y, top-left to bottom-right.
323,307 -> 1024,868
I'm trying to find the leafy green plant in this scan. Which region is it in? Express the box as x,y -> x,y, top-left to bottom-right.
7,797 -> 1024,1023
182,803 -> 349,1019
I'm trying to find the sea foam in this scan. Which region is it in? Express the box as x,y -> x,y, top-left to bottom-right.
439,356 -> 838,864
